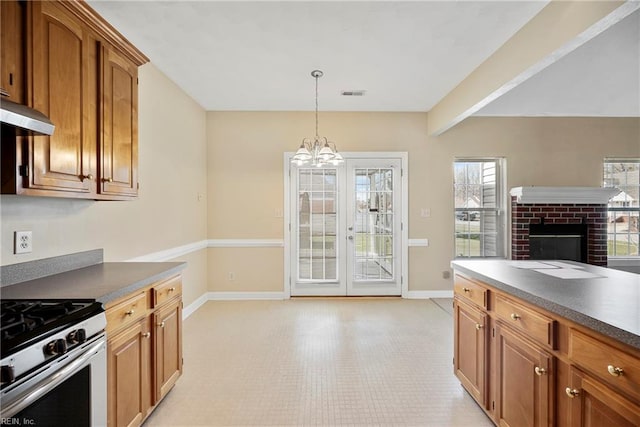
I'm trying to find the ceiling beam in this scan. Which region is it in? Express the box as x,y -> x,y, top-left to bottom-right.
427,0 -> 640,136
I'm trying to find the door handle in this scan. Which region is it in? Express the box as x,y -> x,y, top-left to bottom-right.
348,236 -> 354,240
348,226 -> 353,231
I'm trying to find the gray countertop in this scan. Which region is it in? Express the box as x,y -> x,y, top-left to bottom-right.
450,259 -> 640,351
0,262 -> 186,305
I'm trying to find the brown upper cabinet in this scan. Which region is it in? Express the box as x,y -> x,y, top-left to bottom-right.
1,0 -> 25,103
1,0 -> 148,200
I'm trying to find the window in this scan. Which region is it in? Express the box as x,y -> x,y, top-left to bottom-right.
604,159 -> 639,257
297,168 -> 338,281
454,158 -> 506,258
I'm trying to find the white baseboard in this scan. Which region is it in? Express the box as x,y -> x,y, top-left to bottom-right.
182,293 -> 209,320
183,290 -> 453,318
405,290 -> 453,299
182,291 -> 285,319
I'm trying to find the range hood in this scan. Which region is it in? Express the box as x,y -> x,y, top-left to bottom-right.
0,97 -> 55,136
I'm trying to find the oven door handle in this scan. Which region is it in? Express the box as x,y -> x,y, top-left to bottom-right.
1,338 -> 105,419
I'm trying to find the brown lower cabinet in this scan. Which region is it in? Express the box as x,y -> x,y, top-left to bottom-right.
494,321 -> 553,427
106,275 -> 183,427
566,368 -> 640,427
453,273 -> 640,427
453,298 -> 487,407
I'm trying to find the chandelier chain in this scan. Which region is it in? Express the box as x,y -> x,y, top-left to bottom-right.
291,69 -> 343,166
315,73 -> 319,138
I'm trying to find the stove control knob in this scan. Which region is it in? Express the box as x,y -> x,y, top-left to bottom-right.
67,329 -> 87,344
1,365 -> 15,383
44,338 -> 67,356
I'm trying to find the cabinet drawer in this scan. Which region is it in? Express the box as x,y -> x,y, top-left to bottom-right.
153,275 -> 182,307
569,328 -> 640,401
106,291 -> 148,334
454,275 -> 488,309
495,295 -> 555,348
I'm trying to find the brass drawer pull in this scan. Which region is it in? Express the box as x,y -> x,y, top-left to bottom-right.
565,388 -> 579,398
102,177 -> 113,183
475,323 -> 483,330
607,365 -> 624,377
534,366 -> 546,376
157,321 -> 165,328
510,313 -> 521,321
462,287 -> 470,293
142,332 -> 151,338
125,310 -> 135,316
79,174 -> 94,181
168,287 -> 176,292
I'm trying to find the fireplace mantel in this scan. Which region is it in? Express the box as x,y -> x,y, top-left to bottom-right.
509,187 -> 620,204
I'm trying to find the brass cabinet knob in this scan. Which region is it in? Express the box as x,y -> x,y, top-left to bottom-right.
510,313 -> 521,320
157,321 -> 165,328
607,365 -> 624,377
534,366 -> 547,376
168,287 -> 176,292
462,287 -> 470,293
565,388 -> 580,398
79,174 -> 94,181
102,177 -> 113,183
142,332 -> 151,339
125,309 -> 135,316
475,323 -> 483,330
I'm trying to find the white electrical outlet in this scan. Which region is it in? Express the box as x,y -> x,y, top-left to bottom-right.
15,231 -> 33,254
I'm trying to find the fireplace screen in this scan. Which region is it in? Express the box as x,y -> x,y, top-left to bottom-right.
528,223 -> 587,263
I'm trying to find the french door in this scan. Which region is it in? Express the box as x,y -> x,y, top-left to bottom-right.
289,157 -> 403,296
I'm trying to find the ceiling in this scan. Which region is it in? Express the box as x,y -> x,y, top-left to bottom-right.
88,1 -> 639,117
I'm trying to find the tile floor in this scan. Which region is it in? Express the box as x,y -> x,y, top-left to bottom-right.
143,298 -> 492,426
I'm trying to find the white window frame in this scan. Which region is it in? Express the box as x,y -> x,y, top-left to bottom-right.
453,157 -> 507,259
284,152 -> 409,299
604,158 -> 640,260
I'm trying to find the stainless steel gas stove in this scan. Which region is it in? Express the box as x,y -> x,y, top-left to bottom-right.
0,299 -> 107,426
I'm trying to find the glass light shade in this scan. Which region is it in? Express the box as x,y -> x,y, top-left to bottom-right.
293,145 -> 312,161
330,152 -> 344,165
318,145 -> 335,161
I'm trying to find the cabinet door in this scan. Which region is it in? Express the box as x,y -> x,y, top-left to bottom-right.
495,323 -> 554,427
154,298 -> 182,402
566,368 -> 640,427
101,46 -> 138,197
29,1 -> 95,193
108,317 -> 152,427
454,297 -> 487,407
1,0 -> 25,102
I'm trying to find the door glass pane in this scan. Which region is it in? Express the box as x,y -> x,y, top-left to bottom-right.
297,168 -> 338,282
353,168 -> 394,281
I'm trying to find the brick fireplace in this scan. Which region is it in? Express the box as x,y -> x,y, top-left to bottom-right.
510,187 -> 620,266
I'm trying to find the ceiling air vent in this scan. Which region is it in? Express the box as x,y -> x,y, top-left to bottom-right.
341,90 -> 366,96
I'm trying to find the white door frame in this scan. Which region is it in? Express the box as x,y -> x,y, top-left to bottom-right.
283,152 -> 409,298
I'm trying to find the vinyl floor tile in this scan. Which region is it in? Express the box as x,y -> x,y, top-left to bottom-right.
143,298 -> 492,427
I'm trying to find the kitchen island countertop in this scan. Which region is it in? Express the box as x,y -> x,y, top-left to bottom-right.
451,259 -> 640,351
0,262 -> 186,305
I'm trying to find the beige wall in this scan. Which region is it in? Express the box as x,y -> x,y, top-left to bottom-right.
207,112 -> 639,292
0,63 -> 209,306
2,73 -> 638,299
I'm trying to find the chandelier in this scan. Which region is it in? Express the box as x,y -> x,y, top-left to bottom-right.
291,70 -> 344,167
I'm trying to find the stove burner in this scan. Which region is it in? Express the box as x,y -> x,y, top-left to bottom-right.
0,300 -> 103,358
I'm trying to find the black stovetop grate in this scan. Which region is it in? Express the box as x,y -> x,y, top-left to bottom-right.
0,299 -> 103,358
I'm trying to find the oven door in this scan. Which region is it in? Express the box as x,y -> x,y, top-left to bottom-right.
0,333 -> 106,426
